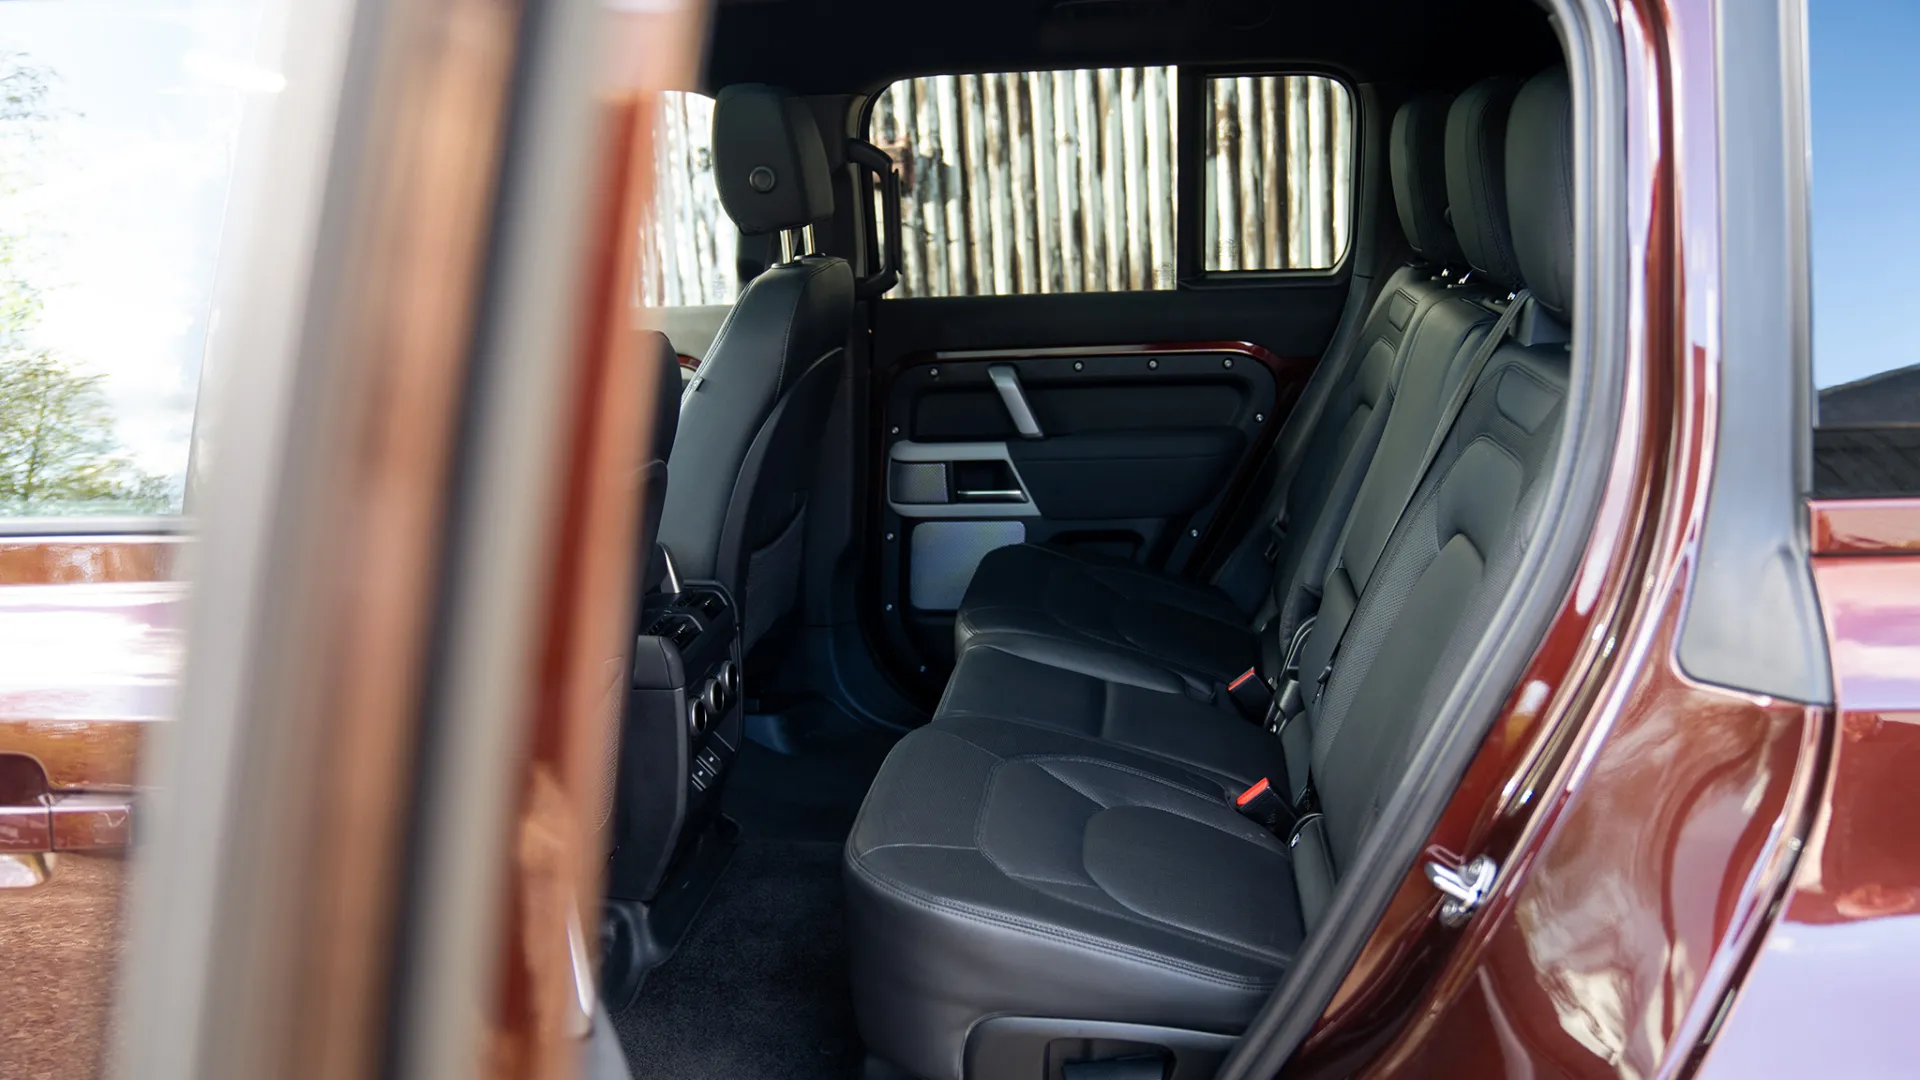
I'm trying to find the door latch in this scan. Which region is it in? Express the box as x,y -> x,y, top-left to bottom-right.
1424,854 -> 1497,927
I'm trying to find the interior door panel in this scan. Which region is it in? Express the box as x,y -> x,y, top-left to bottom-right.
866,286 -> 1345,692
874,341 -> 1304,684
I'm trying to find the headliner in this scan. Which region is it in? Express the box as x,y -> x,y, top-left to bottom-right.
703,0 -> 1559,96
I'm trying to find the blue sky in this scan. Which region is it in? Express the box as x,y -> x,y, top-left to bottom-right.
1807,0 -> 1920,390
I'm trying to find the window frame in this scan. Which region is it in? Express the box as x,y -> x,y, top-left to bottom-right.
856,63 -> 1362,300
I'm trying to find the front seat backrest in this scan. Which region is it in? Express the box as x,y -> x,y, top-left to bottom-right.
595,329 -> 684,850
636,330 -> 682,587
658,84 -> 853,652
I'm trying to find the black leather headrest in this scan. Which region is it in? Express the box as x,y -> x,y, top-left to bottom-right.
638,330 -> 681,463
1506,67 -> 1574,320
712,84 -> 833,236
1390,93 -> 1463,266
1445,76 -> 1525,286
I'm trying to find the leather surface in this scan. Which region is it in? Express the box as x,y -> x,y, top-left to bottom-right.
658,256 -> 852,601
636,330 -> 681,585
712,84 -> 833,235
846,719 -> 1301,1080
1390,92 -> 1465,266
954,543 -> 1257,695
1445,76 -> 1525,286
1507,67 -> 1575,319
937,647 -> 1288,793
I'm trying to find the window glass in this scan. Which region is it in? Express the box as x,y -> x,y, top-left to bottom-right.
867,69 -> 1353,298
870,68 -> 1180,297
1203,75 -> 1353,272
0,4 -> 270,517
638,90 -> 738,308
1808,0 -> 1920,495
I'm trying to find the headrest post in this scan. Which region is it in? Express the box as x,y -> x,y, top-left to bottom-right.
778,225 -> 817,264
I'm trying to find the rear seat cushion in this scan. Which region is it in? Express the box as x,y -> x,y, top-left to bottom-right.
954,543 -> 1257,696
937,646 -> 1288,793
845,719 -> 1302,1080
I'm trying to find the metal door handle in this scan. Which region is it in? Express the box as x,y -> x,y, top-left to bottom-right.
987,365 -> 1044,440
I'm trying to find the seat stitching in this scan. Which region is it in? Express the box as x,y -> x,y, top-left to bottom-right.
974,760 -> 1102,889
1031,762 -> 1284,849
847,850 -> 1294,980
857,841 -> 983,855
983,744 -> 1224,801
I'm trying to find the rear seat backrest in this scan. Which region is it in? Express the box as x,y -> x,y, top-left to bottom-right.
1249,91 -> 1473,658
1286,78 -> 1528,711
1289,67 -> 1574,923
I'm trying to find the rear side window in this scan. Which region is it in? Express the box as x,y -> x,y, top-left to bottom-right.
867,69 -> 1352,298
1202,75 -> 1354,273
1807,0 -> 1920,496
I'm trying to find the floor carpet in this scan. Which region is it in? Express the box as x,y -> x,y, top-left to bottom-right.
614,710 -> 900,1080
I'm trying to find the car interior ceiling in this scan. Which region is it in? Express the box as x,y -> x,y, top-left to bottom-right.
602,0 -> 1581,1077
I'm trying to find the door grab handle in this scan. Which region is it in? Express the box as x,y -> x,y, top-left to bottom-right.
987,365 -> 1045,440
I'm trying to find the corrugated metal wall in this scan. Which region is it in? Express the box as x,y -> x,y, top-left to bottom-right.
639,72 -> 1351,306
640,92 -> 735,307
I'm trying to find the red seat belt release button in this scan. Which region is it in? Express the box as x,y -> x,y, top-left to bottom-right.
1234,777 -> 1295,832
1226,667 -> 1268,723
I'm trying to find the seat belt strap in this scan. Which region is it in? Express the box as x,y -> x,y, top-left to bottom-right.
1390,289 -> 1531,540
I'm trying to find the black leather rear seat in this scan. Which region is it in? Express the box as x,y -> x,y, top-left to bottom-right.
844,68 -> 1575,1080
952,88 -> 1477,702
940,81 -> 1527,784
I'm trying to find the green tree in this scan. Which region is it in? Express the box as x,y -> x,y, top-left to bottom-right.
0,54 -> 170,515
0,352 -> 171,512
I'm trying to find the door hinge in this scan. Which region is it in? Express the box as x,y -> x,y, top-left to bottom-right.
1424,854 -> 1497,927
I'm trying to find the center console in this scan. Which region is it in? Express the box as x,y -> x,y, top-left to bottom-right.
600,577 -> 747,1014
607,581 -> 743,907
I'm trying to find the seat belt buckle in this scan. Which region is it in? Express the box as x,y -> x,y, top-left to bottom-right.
1262,519 -> 1287,563
1226,667 -> 1270,722
1294,778 -> 1320,817
1266,672 -> 1303,735
1234,777 -> 1297,834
